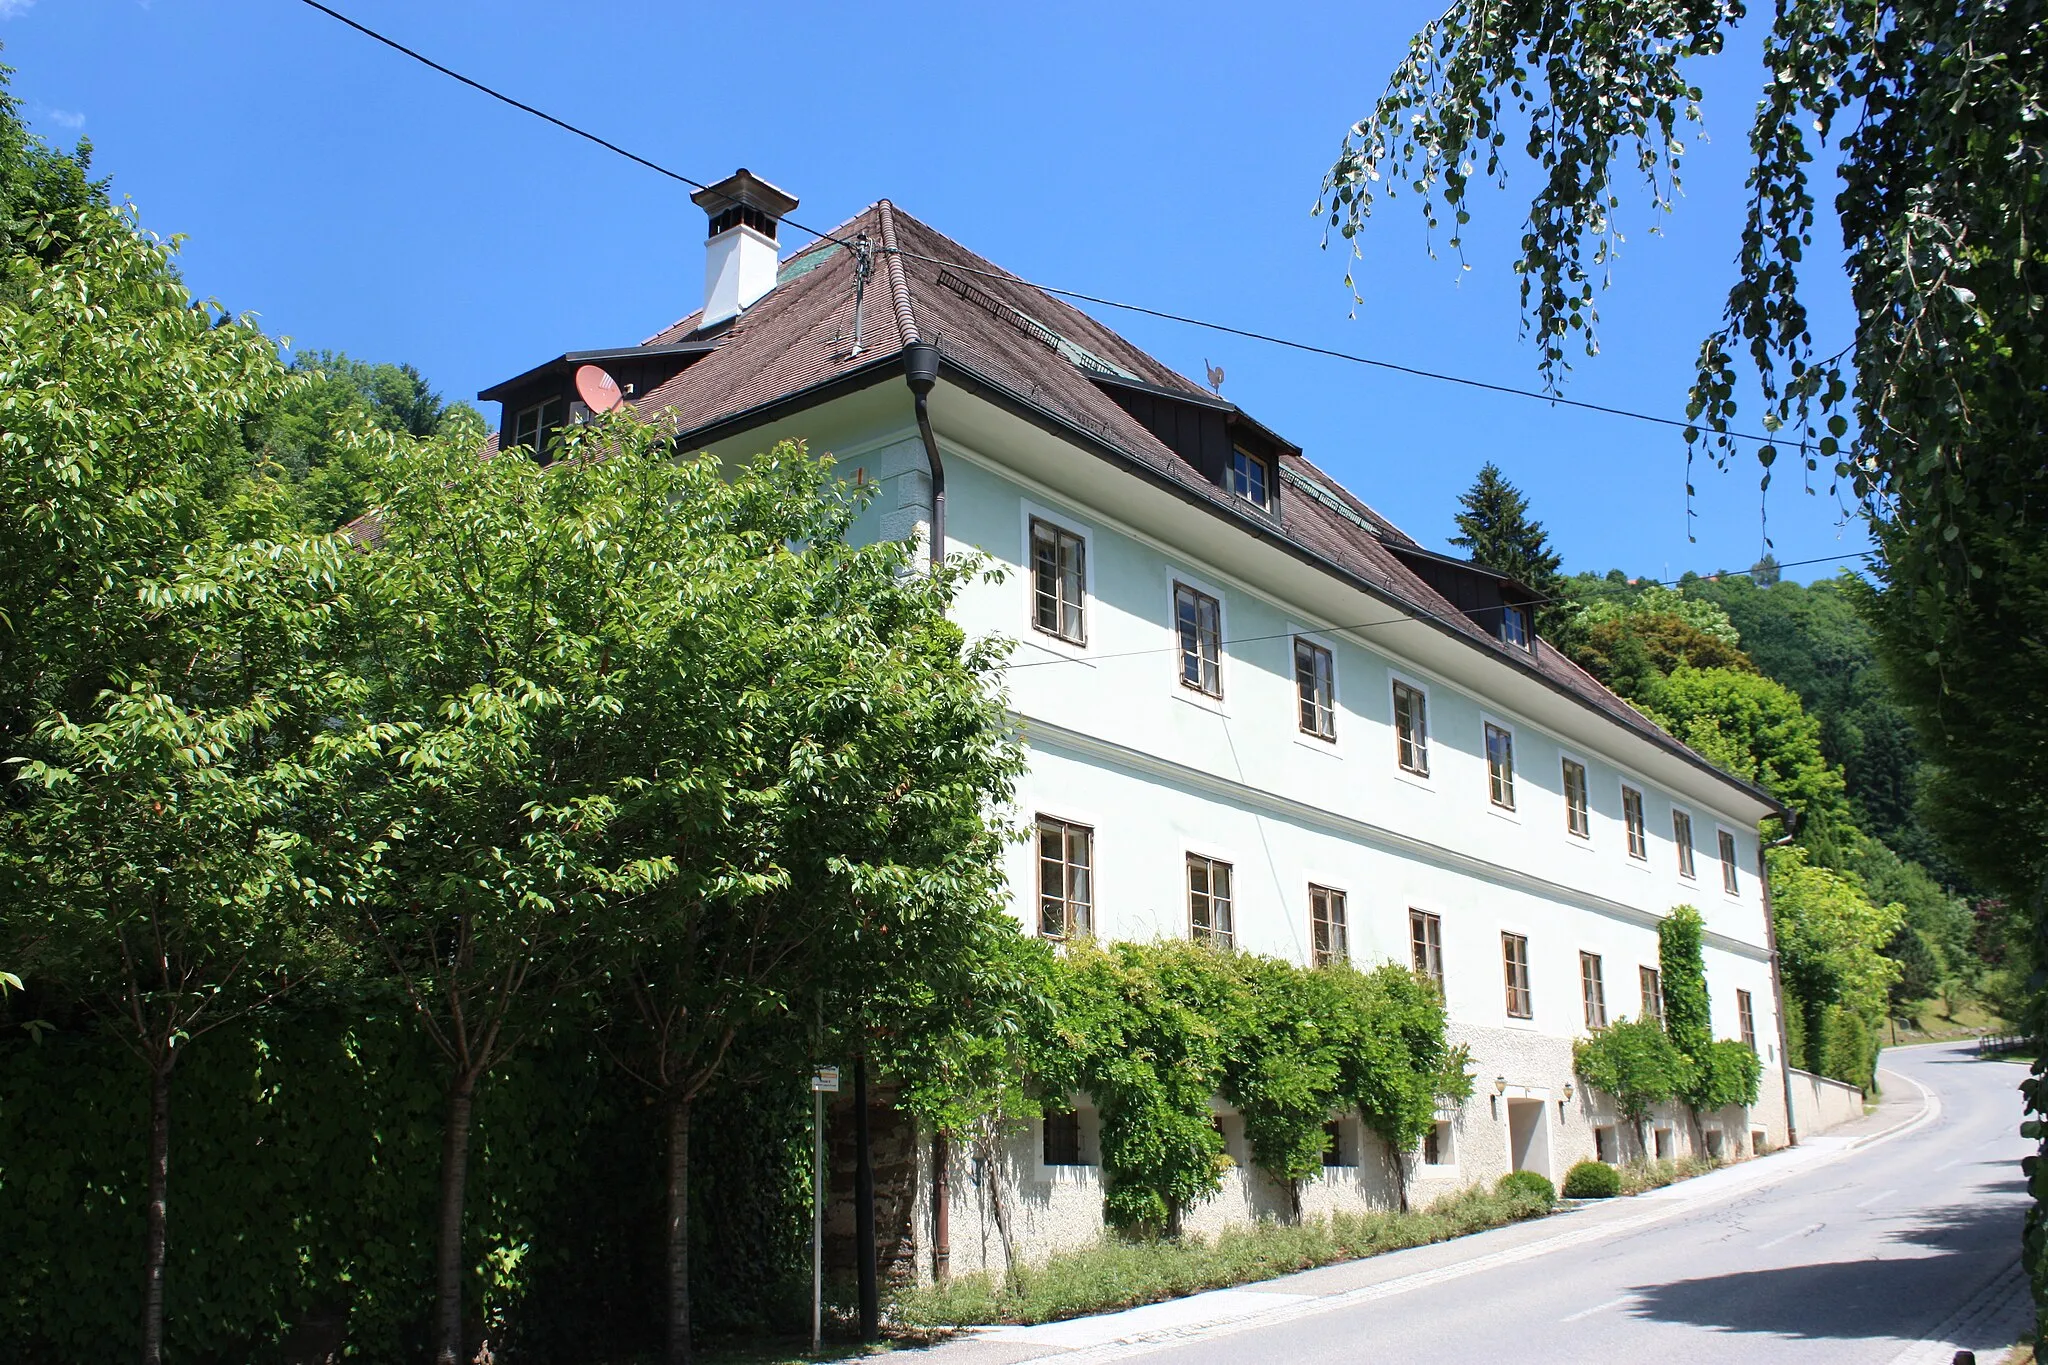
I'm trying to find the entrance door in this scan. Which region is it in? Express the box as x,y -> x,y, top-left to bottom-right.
1506,1098 -> 1551,1179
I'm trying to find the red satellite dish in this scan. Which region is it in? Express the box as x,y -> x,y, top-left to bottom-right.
574,364 -> 624,414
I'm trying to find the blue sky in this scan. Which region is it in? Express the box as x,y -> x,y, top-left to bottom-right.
3,0 -> 1870,581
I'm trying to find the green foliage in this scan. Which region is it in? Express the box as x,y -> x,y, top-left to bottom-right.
1643,667 -> 1848,840
1023,942 -> 1469,1234
1693,1039 -> 1764,1111
1769,846 -> 1902,1089
1446,462 -> 1563,622
1561,1160 -> 1622,1199
892,1183 -> 1554,1328
1573,1017 -> 1690,1138
1494,1169 -> 1556,1207
242,350 -> 483,531
1322,0 -> 2048,1325
1657,907 -> 1712,1066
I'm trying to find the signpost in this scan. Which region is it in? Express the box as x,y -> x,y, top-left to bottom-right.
810,1065 -> 840,1354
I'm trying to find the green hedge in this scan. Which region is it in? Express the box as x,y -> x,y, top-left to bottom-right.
1495,1170 -> 1556,1207
1561,1160 -> 1621,1198
0,1007 -> 808,1362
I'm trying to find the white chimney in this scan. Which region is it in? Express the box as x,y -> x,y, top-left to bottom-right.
691,169 -> 799,329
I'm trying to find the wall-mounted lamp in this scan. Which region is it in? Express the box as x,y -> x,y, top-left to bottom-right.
1562,1081 -> 1575,1102
1494,1075 -> 1508,1096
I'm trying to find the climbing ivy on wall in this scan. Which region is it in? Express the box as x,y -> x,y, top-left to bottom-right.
1006,941 -> 1472,1235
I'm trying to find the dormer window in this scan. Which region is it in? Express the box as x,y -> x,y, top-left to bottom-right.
512,396 -> 564,458
1228,447 -> 1270,509
1499,604 -> 1532,649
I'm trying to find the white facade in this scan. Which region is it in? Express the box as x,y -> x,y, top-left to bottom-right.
701,345 -> 1789,1280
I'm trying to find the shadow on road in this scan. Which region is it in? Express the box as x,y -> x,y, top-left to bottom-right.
1626,1201 -> 2023,1340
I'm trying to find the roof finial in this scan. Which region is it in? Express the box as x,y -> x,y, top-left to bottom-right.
1204,359 -> 1225,395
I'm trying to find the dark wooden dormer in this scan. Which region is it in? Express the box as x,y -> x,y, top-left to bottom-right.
1387,545 -> 1543,653
1085,372 -> 1291,519
478,341 -> 720,459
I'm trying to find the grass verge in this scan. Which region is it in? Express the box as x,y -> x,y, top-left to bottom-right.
1614,1154 -> 1721,1196
892,1183 -> 1552,1329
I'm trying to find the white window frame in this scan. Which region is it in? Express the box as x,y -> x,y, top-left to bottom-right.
1186,848 -> 1237,949
1166,571 -> 1229,711
1034,813 -> 1095,942
1620,782 -> 1650,862
1559,750 -> 1594,845
1482,714 -> 1519,817
1716,824 -> 1744,898
511,395 -> 564,455
1293,635 -> 1339,744
1580,950 -> 1608,1031
1034,1095 -> 1098,1182
1308,882 -> 1349,967
1388,669 -> 1434,788
1501,928 -> 1535,1024
1409,907 -> 1445,994
1228,445 -> 1272,509
1672,805 -> 1700,881
1016,499 -> 1096,661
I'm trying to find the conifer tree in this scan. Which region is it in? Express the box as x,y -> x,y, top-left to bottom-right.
1448,462 -> 1564,625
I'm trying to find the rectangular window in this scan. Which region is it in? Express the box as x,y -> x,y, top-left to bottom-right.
1030,518 -> 1086,645
1737,989 -> 1757,1050
1562,758 -> 1590,838
1502,933 -> 1533,1019
512,395 -> 564,457
1322,1119 -> 1355,1167
1295,638 -> 1336,740
1673,809 -> 1697,878
1580,952 -> 1608,1030
1174,583 -> 1223,698
1036,816 -> 1094,940
1188,854 -> 1234,949
1594,1126 -> 1617,1163
1719,829 -> 1741,895
1622,786 -> 1647,860
1410,909 -> 1444,990
1485,723 -> 1517,810
1654,1127 -> 1674,1160
1229,447 -> 1270,507
1393,681 -> 1430,776
1423,1120 -> 1451,1166
1640,966 -> 1664,1023
1042,1111 -> 1082,1166
1310,884 -> 1348,966
1499,604 -> 1531,649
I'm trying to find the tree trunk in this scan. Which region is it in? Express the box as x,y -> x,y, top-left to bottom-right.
665,1092 -> 692,1365
433,1072 -> 478,1365
140,1055 -> 173,1365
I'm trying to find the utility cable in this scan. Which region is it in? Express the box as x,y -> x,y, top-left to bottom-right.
291,0 -> 1806,454
1004,549 -> 1869,671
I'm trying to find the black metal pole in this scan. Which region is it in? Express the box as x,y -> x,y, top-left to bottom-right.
853,1052 -> 879,1341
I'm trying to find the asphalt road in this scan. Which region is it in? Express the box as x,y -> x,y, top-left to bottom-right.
926,1041 -> 2033,1365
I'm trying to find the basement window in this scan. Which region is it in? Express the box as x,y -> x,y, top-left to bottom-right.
1322,1120 -> 1356,1167
1042,1111 -> 1083,1166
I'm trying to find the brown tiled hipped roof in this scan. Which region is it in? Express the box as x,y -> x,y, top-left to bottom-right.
501,198 -> 1771,808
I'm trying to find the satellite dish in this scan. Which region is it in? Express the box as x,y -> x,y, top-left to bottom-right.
574,364 -> 624,414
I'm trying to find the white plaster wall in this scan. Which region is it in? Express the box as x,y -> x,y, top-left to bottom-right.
1788,1068 -> 1868,1135
827,403 -> 1790,1276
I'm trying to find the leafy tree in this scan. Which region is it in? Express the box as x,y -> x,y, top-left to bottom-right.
1319,0 -> 2047,1317
1767,846 -> 1904,1087
0,110 -> 348,1363
324,409 -> 1023,1365
1573,1018 -> 1689,1158
1643,667 -> 1848,843
243,350 -> 482,531
1447,462 -> 1564,623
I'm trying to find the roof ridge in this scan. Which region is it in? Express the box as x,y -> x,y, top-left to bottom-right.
877,200 -> 919,347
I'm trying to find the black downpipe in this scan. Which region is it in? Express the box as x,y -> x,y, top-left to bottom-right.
904,342 -> 944,569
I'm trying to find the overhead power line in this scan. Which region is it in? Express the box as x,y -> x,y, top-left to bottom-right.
291,0 -> 1806,455
1005,549 -> 1871,671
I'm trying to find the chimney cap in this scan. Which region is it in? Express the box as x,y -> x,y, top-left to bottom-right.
690,168 -> 799,222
